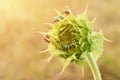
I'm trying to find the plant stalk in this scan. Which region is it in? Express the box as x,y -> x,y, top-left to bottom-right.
87,52 -> 102,80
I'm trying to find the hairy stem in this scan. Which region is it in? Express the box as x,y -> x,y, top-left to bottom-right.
87,52 -> 102,80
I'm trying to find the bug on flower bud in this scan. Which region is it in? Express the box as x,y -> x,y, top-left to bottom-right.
63,10 -> 70,15
44,34 -> 50,43
40,7 -> 109,80
62,44 -> 69,51
53,16 -> 64,23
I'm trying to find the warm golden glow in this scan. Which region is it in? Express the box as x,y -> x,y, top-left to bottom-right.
0,0 -> 119,80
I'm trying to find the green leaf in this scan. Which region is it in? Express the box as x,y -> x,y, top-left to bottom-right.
90,32 -> 104,59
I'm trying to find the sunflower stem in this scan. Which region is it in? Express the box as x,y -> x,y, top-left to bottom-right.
87,52 -> 102,80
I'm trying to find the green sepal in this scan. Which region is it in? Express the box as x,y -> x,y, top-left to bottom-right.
60,53 -> 76,74
79,38 -> 87,44
81,42 -> 90,52
79,28 -> 89,38
89,32 -> 104,60
76,51 -> 88,67
48,44 -> 67,56
77,13 -> 88,28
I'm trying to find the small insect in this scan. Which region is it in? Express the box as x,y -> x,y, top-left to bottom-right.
44,34 -> 50,43
69,40 -> 77,49
69,44 -> 75,49
63,10 -> 70,15
53,16 -> 64,23
62,44 -> 69,51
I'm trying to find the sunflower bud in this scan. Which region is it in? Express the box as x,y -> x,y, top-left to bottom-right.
42,8 -> 106,75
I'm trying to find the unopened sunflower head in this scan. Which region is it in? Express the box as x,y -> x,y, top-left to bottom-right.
40,7 -> 107,74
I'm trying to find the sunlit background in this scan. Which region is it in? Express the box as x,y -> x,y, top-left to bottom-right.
0,0 -> 120,80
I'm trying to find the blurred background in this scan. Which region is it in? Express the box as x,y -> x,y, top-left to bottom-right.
0,0 -> 120,80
